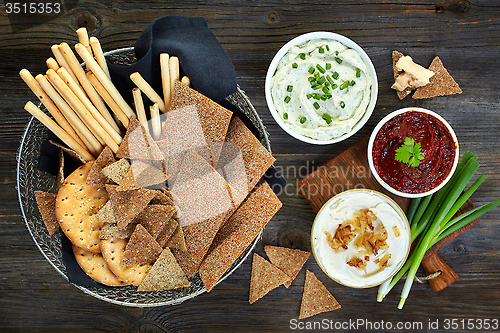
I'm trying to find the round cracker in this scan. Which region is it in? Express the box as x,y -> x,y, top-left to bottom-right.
72,244 -> 127,286
56,162 -> 109,252
100,237 -> 152,286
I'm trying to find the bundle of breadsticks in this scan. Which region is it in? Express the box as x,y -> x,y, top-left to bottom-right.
20,27 -> 189,162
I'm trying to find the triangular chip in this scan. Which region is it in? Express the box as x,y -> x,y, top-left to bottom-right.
93,200 -> 116,225
34,191 -> 59,236
264,246 -> 310,288
133,204 -> 176,239
130,159 -> 167,189
166,222 -> 187,252
199,181 -> 282,292
137,247 -> 190,291
249,253 -> 290,304
49,140 -> 86,165
105,185 -> 156,229
123,224 -> 162,266
99,222 -> 136,240
299,270 -> 341,319
156,218 -> 179,248
413,56 -> 462,99
115,116 -> 163,160
150,189 -> 174,206
102,158 -> 130,185
392,50 -> 413,100
86,146 -> 116,187
169,81 -> 233,167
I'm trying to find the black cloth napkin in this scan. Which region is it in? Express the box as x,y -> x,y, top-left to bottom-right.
36,15 -> 285,288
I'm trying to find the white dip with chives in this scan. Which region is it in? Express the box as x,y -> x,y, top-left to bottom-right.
312,191 -> 410,288
270,39 -> 372,141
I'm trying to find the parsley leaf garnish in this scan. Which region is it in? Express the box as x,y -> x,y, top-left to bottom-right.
395,137 -> 425,167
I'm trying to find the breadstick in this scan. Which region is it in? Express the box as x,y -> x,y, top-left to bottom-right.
51,44 -> 80,90
24,101 -> 94,162
36,74 -> 100,155
169,56 -> 180,99
57,67 -> 121,135
46,57 -> 60,71
132,87 -> 149,135
87,72 -> 129,128
75,43 -> 135,119
89,37 -> 111,79
150,103 -> 161,140
47,69 -> 119,152
181,76 -> 190,87
19,69 -> 86,149
130,72 -> 166,113
160,53 -> 171,110
58,43 -> 109,121
76,27 -> 93,56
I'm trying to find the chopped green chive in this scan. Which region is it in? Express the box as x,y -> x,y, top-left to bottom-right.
322,113 -> 332,124
299,53 -> 306,60
356,69 -> 361,77
325,63 -> 331,70
340,81 -> 350,90
351,80 -> 356,86
287,85 -> 293,92
312,84 -> 322,90
340,101 -> 345,108
320,95 -> 328,101
331,83 -> 338,90
322,85 -> 330,93
332,72 -> 339,80
335,51 -> 339,55
313,102 -> 320,110
283,112 -> 288,120
292,63 -> 298,69
284,96 -> 291,103
308,67 -> 315,74
324,93 -> 332,99
316,64 -> 326,74
306,93 -> 313,99
326,45 -> 330,51
308,76 -> 316,82
326,75 -> 335,86
335,57 -> 342,64
317,76 -> 326,84
319,47 -> 325,53
313,93 -> 322,100
300,116 -> 307,124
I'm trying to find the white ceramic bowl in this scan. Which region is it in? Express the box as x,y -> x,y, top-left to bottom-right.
265,31 -> 378,145
311,189 -> 410,288
368,107 -> 459,198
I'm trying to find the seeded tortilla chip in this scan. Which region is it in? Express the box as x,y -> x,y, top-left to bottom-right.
249,253 -> 290,304
131,159 -> 167,189
102,158 -> 130,185
264,246 -> 310,288
157,218 -> 179,248
300,270 -> 341,319
93,200 -> 116,225
137,247 -> 190,291
134,204 -> 176,239
105,185 -> 156,229
86,146 -> 116,187
116,116 -> 163,161
34,191 -> 59,236
199,181 -> 282,292
150,189 -> 174,206
123,224 -> 162,266
169,81 -> 232,167
413,56 -> 462,99
392,50 -> 413,100
166,222 -> 187,252
99,222 -> 136,240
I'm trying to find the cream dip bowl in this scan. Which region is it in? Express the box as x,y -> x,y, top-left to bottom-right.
311,189 -> 410,288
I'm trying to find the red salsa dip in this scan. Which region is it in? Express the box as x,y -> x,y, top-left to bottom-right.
372,111 -> 456,194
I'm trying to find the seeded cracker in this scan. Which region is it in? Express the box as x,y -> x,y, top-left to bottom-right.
115,116 -> 163,160
72,244 -> 127,286
413,56 -> 462,99
249,253 -> 290,304
299,270 -> 341,319
169,81 -> 232,167
392,51 -> 413,100
264,246 -> 310,288
86,146 -> 116,187
102,158 -> 130,185
123,224 -> 162,266
200,181 -> 282,292
137,248 -> 190,291
34,191 -> 59,236
105,184 -> 156,229
133,204 -> 176,239
100,237 -> 152,286
56,162 -> 108,252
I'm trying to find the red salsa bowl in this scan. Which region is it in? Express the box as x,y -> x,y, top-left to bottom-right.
368,108 -> 459,198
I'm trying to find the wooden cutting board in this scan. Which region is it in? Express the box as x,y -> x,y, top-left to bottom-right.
298,135 -> 480,292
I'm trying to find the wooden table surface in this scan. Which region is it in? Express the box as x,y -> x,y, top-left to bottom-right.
1,1 -> 500,332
